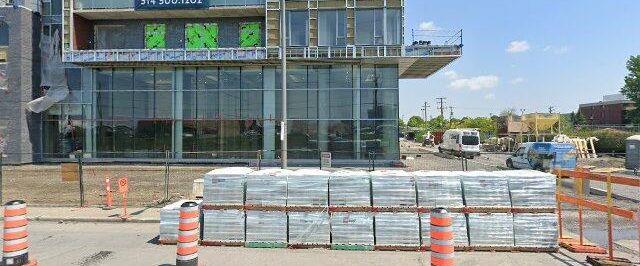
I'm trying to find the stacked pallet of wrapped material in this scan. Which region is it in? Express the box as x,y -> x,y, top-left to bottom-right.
202,209 -> 245,244
287,169 -> 330,207
462,171 -> 511,208
160,200 -> 202,243
420,213 -> 469,247
330,212 -> 375,246
468,213 -> 514,247
370,170 -> 417,208
203,167 -> 254,206
288,212 -> 331,245
513,213 -> 558,248
375,212 -> 420,247
413,171 -> 464,208
506,170 -> 556,208
329,170 -> 371,207
245,169 -> 292,207
245,211 -> 288,244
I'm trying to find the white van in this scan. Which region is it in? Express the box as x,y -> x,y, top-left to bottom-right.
438,129 -> 481,158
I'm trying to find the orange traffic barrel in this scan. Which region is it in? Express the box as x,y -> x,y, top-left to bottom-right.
430,208 -> 454,266
3,200 -> 37,266
177,201 -> 199,266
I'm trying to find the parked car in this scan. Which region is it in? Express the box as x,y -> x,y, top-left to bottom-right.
506,142 -> 577,171
438,129 -> 481,159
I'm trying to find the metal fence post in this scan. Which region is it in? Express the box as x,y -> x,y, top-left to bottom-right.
164,150 -> 170,203
0,153 -> 3,204
257,150 -> 262,170
78,151 -> 84,207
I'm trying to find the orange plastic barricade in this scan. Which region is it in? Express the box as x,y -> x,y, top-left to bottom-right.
3,200 -> 38,266
430,208 -> 454,266
554,169 -> 638,265
177,201 -> 199,266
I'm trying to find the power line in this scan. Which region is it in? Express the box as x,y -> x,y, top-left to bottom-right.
449,106 -> 456,127
436,97 -> 446,118
420,101 -> 430,122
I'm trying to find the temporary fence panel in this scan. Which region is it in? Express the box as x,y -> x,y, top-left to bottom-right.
202,209 -> 246,243
506,170 -> 556,208
468,213 -> 514,247
413,171 -> 464,208
245,211 -> 288,243
159,200 -> 202,243
329,170 -> 371,207
245,169 -> 292,207
287,169 -> 330,207
370,170 -> 417,208
203,167 -> 254,206
420,212 -> 469,247
288,211 -> 331,245
330,212 -> 375,246
513,213 -> 558,248
374,212 -> 420,247
461,171 -> 511,208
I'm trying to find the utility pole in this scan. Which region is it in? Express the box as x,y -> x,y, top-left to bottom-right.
519,108 -> 526,144
449,106 -> 456,127
420,102 -> 430,123
548,106 -> 556,114
280,0 -> 288,168
436,97 -> 446,118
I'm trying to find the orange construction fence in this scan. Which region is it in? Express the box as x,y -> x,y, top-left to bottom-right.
554,168 -> 640,263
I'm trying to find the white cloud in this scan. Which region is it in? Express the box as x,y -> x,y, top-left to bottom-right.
544,45 -> 569,55
449,75 -> 500,91
484,93 -> 496,100
444,70 -> 459,80
510,77 -> 525,85
419,21 -> 440,31
506,41 -> 530,53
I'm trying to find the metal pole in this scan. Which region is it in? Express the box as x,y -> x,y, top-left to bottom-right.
78,152 -> 84,207
606,173 -> 614,260
0,153 -> 3,204
578,176 -> 584,246
165,150 -> 170,202
557,169 -> 564,239
280,0 -> 288,168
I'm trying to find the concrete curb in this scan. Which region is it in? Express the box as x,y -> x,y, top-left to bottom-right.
27,216 -> 160,224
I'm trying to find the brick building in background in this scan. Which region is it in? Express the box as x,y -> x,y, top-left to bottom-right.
578,94 -> 636,126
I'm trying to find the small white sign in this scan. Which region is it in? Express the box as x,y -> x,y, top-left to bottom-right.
321,152 -> 332,168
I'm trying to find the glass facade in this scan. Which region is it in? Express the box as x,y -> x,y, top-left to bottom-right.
43,64 -> 400,161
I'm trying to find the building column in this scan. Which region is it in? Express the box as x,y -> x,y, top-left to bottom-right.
173,68 -> 183,160
353,65 -> 361,160
82,68 -> 95,158
317,68 -> 330,154
262,67 -> 276,159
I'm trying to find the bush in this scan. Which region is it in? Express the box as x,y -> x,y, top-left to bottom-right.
576,129 -> 637,153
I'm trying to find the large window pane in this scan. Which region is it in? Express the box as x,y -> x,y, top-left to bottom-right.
355,9 -> 374,45
182,68 -> 198,120
361,120 -> 399,160
220,67 -> 240,119
198,68 -> 219,119
241,66 -> 263,119
326,120 -> 355,159
360,90 -> 398,120
288,120 -> 318,159
94,25 -> 125,49
133,68 -> 154,119
319,10 -> 346,47
385,9 -> 402,45
287,11 -> 309,46
112,68 -> 133,120
155,69 -> 173,119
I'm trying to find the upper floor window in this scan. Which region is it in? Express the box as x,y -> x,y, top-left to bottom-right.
145,24 -> 167,49
318,9 -> 346,47
240,22 -> 261,47
185,23 -> 218,49
287,10 -> 309,47
95,25 -> 125,49
355,8 -> 402,45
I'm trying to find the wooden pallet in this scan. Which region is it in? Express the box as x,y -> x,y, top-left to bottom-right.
243,205 -> 287,212
286,206 -> 328,212
513,246 -> 559,253
288,243 -> 331,249
328,206 -> 373,213
417,207 -> 465,214
510,208 -> 556,214
245,242 -> 288,249
201,241 -> 245,247
201,204 -> 244,211
375,245 -> 421,252
463,207 -> 513,214
372,206 -> 418,213
159,239 -> 177,245
331,244 -> 375,251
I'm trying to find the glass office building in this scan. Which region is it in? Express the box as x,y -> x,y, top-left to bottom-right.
31,0 -> 462,163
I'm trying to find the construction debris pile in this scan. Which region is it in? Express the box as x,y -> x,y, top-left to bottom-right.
160,168 -> 558,251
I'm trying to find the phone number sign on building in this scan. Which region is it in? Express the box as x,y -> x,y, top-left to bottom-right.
135,0 -> 209,10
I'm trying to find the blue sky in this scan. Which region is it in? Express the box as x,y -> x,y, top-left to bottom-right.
400,0 -> 640,120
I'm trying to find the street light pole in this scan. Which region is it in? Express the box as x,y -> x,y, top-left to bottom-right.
280,0 -> 288,168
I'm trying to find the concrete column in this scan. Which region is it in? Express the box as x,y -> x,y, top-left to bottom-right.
173,68 -> 183,159
262,67 -> 276,159
317,67 -> 330,153
353,65 -> 361,160
81,68 -> 95,157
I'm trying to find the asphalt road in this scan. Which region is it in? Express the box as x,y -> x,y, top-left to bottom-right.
20,221 -> 615,266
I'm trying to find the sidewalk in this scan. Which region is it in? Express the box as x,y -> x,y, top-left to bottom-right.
2,206 -> 161,223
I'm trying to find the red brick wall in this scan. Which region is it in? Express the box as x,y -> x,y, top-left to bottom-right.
579,103 -> 626,125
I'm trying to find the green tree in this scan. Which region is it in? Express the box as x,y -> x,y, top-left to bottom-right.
621,55 -> 640,124
407,116 -> 425,128
398,119 -> 407,129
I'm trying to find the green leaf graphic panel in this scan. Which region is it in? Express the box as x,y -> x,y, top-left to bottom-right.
240,22 -> 261,47
185,23 -> 219,49
145,24 -> 166,49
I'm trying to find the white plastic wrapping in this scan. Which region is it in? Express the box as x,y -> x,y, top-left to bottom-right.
329,170 -> 371,207
513,213 -> 558,248
245,169 -> 292,207
330,212 -> 375,246
420,213 -> 469,247
159,200 -> 202,242
245,211 -> 288,243
462,172 -> 511,207
506,170 -> 556,208
375,212 -> 420,247
413,171 -> 464,208
28,30 -> 68,113
288,212 -> 331,245
202,209 -> 245,243
468,213 -> 514,247
287,169 -> 330,207
203,167 -> 254,206
370,170 -> 417,208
